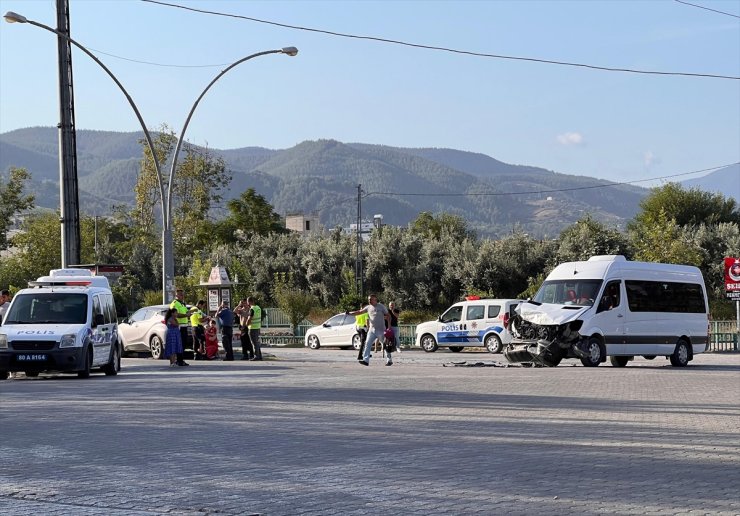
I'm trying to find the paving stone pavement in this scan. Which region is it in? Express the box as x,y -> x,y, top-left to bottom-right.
1,348 -> 739,515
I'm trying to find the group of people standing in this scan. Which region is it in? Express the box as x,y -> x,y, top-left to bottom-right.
348,294 -> 400,366
162,289 -> 263,368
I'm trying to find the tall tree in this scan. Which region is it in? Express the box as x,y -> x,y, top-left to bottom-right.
556,215 -> 631,263
0,167 -> 35,250
216,188 -> 287,243
629,182 -> 739,230
409,211 -> 475,240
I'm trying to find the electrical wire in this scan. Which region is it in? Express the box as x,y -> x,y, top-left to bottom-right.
141,0 -> 739,80
364,162 -> 739,198
674,0 -> 740,19
85,46 -> 230,68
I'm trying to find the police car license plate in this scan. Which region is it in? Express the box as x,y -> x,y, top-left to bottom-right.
16,354 -> 47,362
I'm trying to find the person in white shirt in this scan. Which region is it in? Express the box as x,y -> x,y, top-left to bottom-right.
0,289 -> 11,324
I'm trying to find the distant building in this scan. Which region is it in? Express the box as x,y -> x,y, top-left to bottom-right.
285,213 -> 321,237
347,214 -> 384,241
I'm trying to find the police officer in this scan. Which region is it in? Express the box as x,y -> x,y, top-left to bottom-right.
245,297 -> 263,361
170,289 -> 195,366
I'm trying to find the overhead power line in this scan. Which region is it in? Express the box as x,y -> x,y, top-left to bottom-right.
86,46 -> 230,68
141,0 -> 739,80
674,0 -> 740,19
364,162 -> 739,198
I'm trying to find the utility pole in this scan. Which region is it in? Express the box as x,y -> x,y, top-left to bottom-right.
356,184 -> 363,298
56,0 -> 80,267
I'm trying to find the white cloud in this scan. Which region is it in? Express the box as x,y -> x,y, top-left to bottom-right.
644,151 -> 661,167
556,132 -> 584,146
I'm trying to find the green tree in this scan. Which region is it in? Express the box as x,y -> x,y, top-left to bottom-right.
409,211 -> 475,240
630,208 -> 702,265
0,167 -> 35,250
556,215 -> 631,263
272,272 -> 316,334
216,188 -> 287,243
629,182 -> 739,230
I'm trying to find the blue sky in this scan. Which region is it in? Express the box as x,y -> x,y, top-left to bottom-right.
1,0 -> 738,185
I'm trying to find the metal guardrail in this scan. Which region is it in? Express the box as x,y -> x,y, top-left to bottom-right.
260,315 -> 740,352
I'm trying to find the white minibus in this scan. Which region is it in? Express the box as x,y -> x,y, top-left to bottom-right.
505,255 -> 709,367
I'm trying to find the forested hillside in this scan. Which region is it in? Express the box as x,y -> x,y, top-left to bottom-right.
6,127 -> 732,237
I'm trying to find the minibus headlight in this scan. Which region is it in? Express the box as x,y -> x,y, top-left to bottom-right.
569,320 -> 583,332
0,334 -> 7,349
59,334 -> 77,348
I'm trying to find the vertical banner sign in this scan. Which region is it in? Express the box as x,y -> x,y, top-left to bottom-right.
724,257 -> 740,300
208,289 -> 219,312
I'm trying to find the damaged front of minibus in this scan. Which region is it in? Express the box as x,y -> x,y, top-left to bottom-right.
504,277 -> 604,367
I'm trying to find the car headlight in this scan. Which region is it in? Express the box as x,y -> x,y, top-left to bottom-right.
59,334 -> 78,348
0,334 -> 7,349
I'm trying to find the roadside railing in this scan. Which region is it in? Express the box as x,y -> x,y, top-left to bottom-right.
255,317 -> 739,352
709,320 -> 738,352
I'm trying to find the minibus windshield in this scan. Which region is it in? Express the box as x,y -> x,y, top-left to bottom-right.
533,280 -> 603,306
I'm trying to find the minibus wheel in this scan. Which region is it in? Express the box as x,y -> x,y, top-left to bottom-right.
609,356 -> 629,367
580,337 -> 604,367
670,339 -> 690,367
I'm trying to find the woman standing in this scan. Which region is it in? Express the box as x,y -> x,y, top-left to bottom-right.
164,308 -> 184,367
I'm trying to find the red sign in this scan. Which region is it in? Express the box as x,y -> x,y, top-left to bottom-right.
724,257 -> 740,299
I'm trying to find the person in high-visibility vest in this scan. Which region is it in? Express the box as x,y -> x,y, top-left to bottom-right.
170,289 -> 196,366
189,300 -> 209,358
245,297 -> 263,361
355,303 -> 368,360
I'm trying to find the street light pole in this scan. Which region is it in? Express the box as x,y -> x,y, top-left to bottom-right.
4,11 -> 298,303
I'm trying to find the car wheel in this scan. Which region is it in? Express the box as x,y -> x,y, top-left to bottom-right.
103,343 -> 120,376
25,371 -> 40,377
449,346 -> 464,352
352,334 -> 362,350
78,345 -> 93,378
150,335 -> 165,359
580,337 -> 604,367
670,339 -> 690,367
307,334 -> 321,350
609,356 -> 629,367
485,334 -> 503,353
420,334 -> 438,353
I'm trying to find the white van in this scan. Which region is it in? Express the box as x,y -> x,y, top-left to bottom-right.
415,298 -> 523,353
0,269 -> 121,379
505,255 -> 709,367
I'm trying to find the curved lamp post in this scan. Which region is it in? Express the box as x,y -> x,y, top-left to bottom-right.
4,11 -> 297,303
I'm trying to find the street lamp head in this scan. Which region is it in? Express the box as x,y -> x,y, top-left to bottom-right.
281,46 -> 299,57
3,11 -> 28,23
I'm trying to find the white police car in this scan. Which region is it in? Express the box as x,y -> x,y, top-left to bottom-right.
0,269 -> 121,379
415,298 -> 522,353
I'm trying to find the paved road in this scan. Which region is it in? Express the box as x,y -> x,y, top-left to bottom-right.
1,348 -> 739,515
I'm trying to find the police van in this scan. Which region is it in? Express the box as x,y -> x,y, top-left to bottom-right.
415,298 -> 523,353
505,255 -> 710,367
0,269 -> 121,379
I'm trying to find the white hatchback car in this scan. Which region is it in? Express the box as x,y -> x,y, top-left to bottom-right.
304,313 -> 361,350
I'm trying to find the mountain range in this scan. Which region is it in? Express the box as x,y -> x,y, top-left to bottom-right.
1,127 -> 736,238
